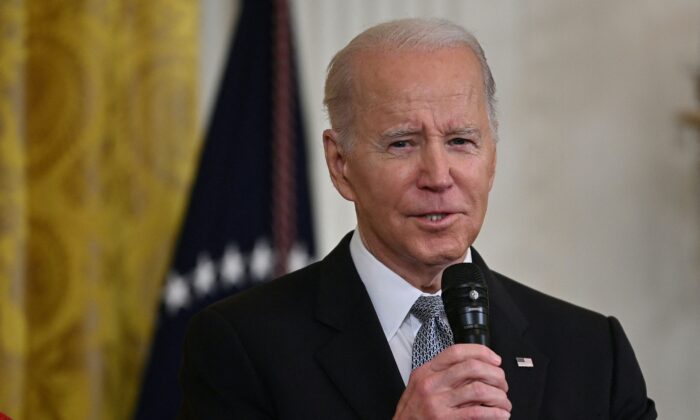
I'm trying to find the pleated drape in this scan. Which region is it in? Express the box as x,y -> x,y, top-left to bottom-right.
0,1 -> 199,418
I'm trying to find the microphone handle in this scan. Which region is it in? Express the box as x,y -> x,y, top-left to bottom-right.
449,307 -> 490,347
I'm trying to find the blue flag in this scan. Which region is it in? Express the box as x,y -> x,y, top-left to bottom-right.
133,0 -> 315,417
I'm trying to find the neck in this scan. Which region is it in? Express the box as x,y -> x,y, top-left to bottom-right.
356,230 -> 464,294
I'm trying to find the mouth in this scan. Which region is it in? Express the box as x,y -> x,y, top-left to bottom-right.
411,212 -> 463,229
424,213 -> 448,222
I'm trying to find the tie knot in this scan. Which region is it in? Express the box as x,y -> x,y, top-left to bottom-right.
410,295 -> 445,322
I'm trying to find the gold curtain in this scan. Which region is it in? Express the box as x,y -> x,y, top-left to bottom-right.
0,1 -> 199,419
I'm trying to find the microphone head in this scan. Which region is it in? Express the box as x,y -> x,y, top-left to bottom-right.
441,263 -> 490,346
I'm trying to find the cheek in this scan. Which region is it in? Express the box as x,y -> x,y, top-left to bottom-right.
356,160 -> 415,200
454,164 -> 494,201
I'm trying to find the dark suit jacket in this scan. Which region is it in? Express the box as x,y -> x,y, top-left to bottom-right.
179,233 -> 656,419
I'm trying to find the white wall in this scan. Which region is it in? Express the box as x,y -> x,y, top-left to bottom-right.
202,1 -> 700,417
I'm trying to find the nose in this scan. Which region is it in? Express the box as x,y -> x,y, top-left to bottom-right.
417,142 -> 453,192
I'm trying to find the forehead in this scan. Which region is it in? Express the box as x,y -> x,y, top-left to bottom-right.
350,46 -> 488,131
353,46 -> 482,95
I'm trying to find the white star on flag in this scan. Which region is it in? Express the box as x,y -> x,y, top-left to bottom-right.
220,244 -> 245,287
250,238 -> 273,281
287,242 -> 310,272
163,272 -> 190,315
193,253 -> 216,296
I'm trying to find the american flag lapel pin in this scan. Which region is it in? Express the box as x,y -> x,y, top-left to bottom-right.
516,357 -> 534,368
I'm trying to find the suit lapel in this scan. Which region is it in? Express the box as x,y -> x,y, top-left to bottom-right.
472,249 -> 549,419
314,233 -> 405,420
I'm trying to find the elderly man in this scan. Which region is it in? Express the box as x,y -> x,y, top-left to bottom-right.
179,18 -> 656,419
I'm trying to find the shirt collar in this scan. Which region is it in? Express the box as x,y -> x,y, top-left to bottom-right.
349,230 -> 472,341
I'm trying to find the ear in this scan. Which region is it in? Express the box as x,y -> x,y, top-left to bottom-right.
323,129 -> 356,202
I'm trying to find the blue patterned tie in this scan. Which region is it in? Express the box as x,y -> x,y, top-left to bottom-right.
411,295 -> 454,369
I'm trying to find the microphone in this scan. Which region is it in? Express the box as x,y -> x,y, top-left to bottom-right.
441,263 -> 490,347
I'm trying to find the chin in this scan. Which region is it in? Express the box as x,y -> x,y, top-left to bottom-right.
414,244 -> 467,267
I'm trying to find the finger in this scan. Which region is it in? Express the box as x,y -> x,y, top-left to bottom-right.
454,404 -> 511,419
403,362 -> 508,412
427,344 -> 501,372
441,358 -> 508,392
448,380 -> 512,412
408,347 -> 507,397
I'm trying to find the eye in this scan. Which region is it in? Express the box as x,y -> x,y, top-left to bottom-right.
449,137 -> 472,146
389,140 -> 411,149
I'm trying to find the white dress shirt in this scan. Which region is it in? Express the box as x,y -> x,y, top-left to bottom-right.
349,230 -> 472,384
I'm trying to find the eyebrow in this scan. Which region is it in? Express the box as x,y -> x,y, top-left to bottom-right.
381,127 -> 421,139
380,126 -> 481,139
449,127 -> 480,136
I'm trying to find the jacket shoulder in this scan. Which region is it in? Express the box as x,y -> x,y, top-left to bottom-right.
491,271 -> 656,418
494,271 -> 608,325
206,260 -> 323,324
491,270 -> 616,352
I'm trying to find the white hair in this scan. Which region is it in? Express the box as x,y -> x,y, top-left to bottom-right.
323,18 -> 498,149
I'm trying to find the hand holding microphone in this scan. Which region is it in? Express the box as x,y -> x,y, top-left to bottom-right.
394,263 -> 511,419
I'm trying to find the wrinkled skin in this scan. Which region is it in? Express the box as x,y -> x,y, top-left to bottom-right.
324,46 -> 496,293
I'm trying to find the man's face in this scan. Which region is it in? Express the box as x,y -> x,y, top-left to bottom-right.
324,46 -> 496,285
